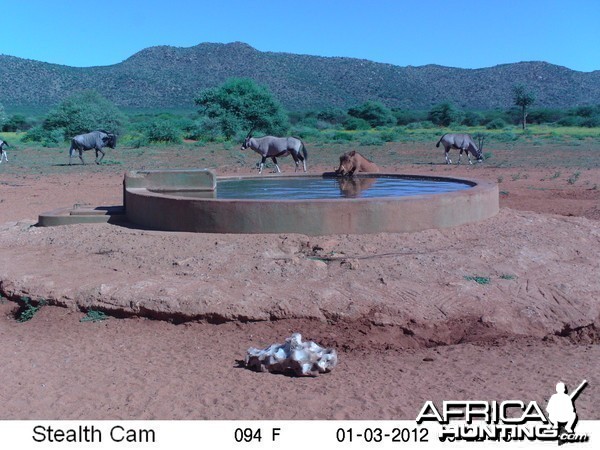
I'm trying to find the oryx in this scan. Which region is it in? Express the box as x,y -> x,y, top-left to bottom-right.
241,132 -> 308,174
436,133 -> 484,165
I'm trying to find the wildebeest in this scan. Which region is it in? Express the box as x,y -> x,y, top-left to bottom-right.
241,132 -> 307,174
0,139 -> 8,164
69,130 -> 117,165
436,133 -> 484,165
335,151 -> 379,176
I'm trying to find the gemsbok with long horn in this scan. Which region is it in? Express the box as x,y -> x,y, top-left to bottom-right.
241,131 -> 308,174
436,133 -> 484,165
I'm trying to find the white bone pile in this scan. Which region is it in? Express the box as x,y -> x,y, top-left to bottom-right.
245,333 -> 338,377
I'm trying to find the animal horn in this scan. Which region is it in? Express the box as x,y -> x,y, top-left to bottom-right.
246,126 -> 255,138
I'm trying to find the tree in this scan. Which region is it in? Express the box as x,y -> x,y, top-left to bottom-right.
194,78 -> 289,139
41,90 -> 126,139
513,84 -> 536,130
347,101 -> 396,127
0,103 -> 6,129
2,114 -> 31,132
428,102 -> 464,127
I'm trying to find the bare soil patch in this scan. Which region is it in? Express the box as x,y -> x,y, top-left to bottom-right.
1,141 -> 599,419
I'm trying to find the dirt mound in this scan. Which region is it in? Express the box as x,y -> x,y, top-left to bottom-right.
2,208 -> 599,348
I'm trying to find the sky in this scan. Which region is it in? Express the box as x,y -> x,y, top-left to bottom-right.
1,0 -> 599,72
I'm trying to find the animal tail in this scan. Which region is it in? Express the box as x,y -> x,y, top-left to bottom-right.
301,141 -> 308,161
436,135 -> 445,148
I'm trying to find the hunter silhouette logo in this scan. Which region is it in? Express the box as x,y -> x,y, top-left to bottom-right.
546,380 -> 588,443
416,380 -> 590,443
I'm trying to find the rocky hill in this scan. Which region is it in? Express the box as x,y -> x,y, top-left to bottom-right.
1,42 -> 599,111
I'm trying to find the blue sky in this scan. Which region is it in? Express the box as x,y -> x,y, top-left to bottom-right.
1,0 -> 599,72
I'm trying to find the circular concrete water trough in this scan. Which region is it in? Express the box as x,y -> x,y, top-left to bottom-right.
123,169 -> 499,235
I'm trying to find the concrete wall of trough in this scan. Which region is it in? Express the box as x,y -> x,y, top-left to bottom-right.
124,172 -> 499,235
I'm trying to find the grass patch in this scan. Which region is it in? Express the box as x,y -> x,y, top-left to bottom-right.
464,276 -> 491,285
500,274 -> 516,280
80,310 -> 109,323
567,171 -> 581,185
15,296 -> 47,322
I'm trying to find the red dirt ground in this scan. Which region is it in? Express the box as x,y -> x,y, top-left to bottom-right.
1,142 -> 599,420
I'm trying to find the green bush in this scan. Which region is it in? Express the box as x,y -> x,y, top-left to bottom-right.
0,103 -> 6,128
24,90 -> 126,143
495,131 -> 520,142
486,118 -> 507,130
404,121 -> 436,129
2,114 -> 33,132
358,133 -> 384,146
322,130 -> 354,142
42,90 -> 126,137
22,126 -> 66,147
348,101 -> 396,127
120,131 -> 149,148
428,102 -> 464,126
557,116 -> 582,127
343,117 -> 371,130
22,125 -> 46,142
16,297 -> 47,322
463,111 -> 485,126
581,116 -> 600,128
195,78 -> 290,138
142,119 -> 183,143
393,109 -> 428,126
379,129 -> 401,142
289,125 -> 320,139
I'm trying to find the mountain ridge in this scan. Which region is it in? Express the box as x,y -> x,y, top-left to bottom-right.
1,42 -> 599,111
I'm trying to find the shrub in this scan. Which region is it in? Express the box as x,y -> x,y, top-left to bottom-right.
379,129 -> 401,142
195,78 -> 290,138
343,117 -> 371,130
322,130 -> 354,142
557,116 -> 583,127
393,109 -> 428,125
358,133 -> 384,146
486,118 -> 507,130
23,126 -> 66,147
2,114 -> 32,132
495,131 -> 519,142
581,116 -> 600,128
42,90 -> 126,137
348,101 -> 396,127
404,120 -> 436,129
142,119 -> 183,143
463,111 -> 485,126
22,125 -> 46,143
289,125 -> 320,139
0,103 -> 5,128
24,91 -> 126,143
16,297 -> 47,322
428,102 -> 464,126
120,131 -> 149,148
316,108 -> 348,126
